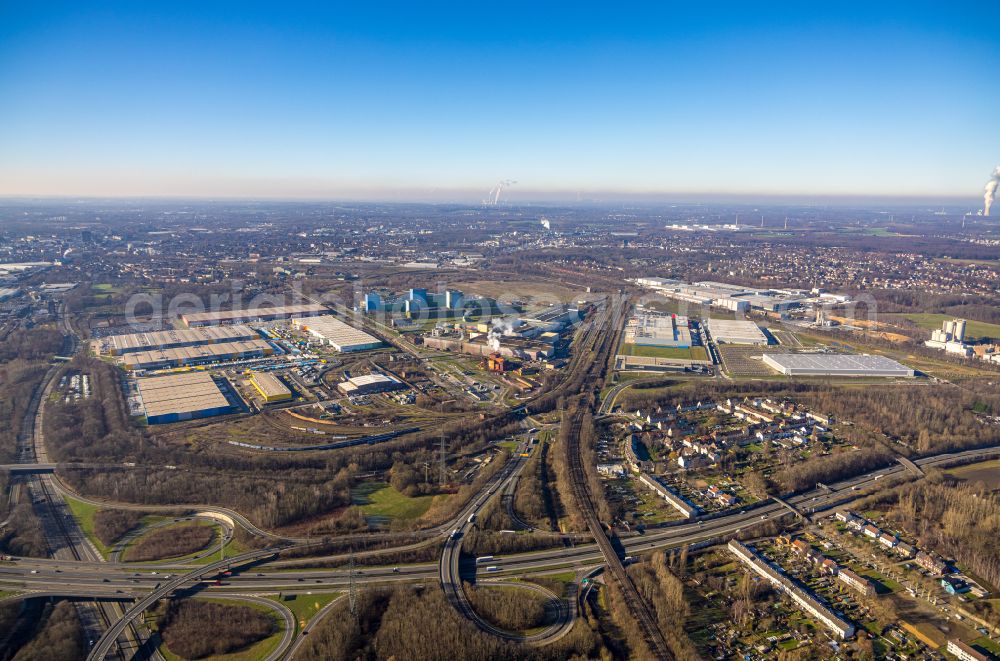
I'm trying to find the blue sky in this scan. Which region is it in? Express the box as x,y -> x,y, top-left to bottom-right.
1,2 -> 997,201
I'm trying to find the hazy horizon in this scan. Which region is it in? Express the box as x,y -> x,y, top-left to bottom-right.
2,2 -> 998,202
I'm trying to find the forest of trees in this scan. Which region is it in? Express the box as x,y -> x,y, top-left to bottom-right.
158,599 -> 275,660
626,551 -> 701,660
123,523 -> 215,562
878,475 -> 1000,590
92,509 -> 143,547
0,359 -> 49,464
297,586 -> 603,661
804,386 -> 1000,455
772,445 -> 895,494
9,601 -> 84,661
463,583 -> 550,632
0,503 -> 47,557
513,439 -> 561,530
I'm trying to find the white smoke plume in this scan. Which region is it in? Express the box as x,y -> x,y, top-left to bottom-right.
487,318 -> 516,351
985,166 -> 1000,217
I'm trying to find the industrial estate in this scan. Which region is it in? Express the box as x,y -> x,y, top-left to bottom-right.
0,199 -> 998,661
2,0 -> 999,657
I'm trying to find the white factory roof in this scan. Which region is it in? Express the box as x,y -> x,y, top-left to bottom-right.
293,315 -> 380,350
625,311 -> 691,347
345,373 -> 399,388
707,319 -> 769,344
105,325 -> 256,353
763,353 -> 913,376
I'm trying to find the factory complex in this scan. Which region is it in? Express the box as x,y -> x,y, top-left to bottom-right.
363,287 -> 465,314
118,338 -> 274,371
633,278 -> 850,313
136,372 -> 233,424
418,303 -> 579,362
762,353 -> 914,377
706,319 -> 769,345
99,325 -> 258,355
291,315 -> 382,352
615,306 -> 712,372
624,309 -> 692,347
924,317 -> 1000,364
181,303 -> 327,327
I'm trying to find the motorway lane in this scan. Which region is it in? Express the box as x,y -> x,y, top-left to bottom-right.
87,548 -> 279,661
6,445 -> 999,592
17,319 -> 151,659
5,443 -> 998,601
439,450 -> 581,645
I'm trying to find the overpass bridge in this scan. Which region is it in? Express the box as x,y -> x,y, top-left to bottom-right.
87,548 -> 279,661
897,456 -> 925,476
0,464 -> 56,474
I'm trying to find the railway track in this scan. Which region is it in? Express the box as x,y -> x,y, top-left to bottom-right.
17,307 -> 151,660
561,295 -> 673,660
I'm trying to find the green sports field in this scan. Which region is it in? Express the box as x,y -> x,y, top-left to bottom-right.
618,342 -> 709,361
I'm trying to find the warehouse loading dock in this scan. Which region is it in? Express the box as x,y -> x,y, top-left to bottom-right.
119,339 -> 274,371
100,325 -> 257,355
181,303 -> 326,327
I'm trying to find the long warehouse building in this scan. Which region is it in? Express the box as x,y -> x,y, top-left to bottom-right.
249,372 -> 292,403
137,372 -> 233,424
762,353 -> 914,377
100,325 -> 257,355
120,339 -> 274,371
181,303 -> 327,327
292,315 -> 382,352
707,319 -> 769,345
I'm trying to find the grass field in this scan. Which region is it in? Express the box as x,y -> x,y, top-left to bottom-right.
945,459 -> 1000,489
63,496 -> 111,558
886,313 -> 1000,340
351,482 -> 435,521
267,592 -> 341,633
618,342 -> 709,361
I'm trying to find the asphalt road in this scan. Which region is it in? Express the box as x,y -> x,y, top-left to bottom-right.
5,444 -> 996,605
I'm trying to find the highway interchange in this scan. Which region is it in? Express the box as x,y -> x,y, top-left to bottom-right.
3,443 -> 999,660
4,303 -> 1000,660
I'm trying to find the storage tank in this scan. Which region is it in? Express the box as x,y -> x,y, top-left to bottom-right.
954,319 -> 967,342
